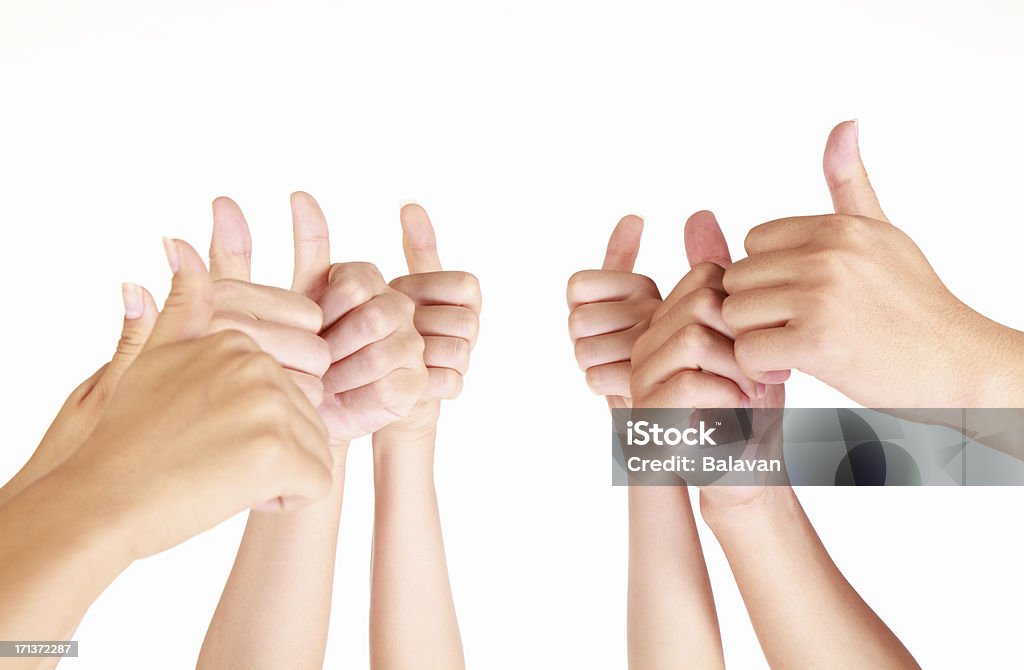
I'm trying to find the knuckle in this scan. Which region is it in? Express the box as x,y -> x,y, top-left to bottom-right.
328,270 -> 371,305
720,294 -> 740,328
686,286 -> 724,317
721,266 -> 739,295
361,343 -> 390,374
208,311 -> 244,333
690,262 -> 725,287
244,350 -> 283,380
679,322 -> 710,351
452,271 -> 481,298
574,337 -> 595,368
808,246 -> 843,275
566,270 -> 592,300
212,328 -> 257,352
437,368 -> 464,398
825,214 -> 870,243
584,366 -> 605,394
347,262 -> 385,288
298,298 -> 324,332
637,274 -> 660,298
311,337 -> 332,376
567,306 -> 589,335
393,290 -> 417,316
250,388 -> 291,429
732,332 -> 756,367
358,301 -> 393,339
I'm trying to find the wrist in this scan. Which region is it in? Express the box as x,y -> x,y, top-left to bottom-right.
2,459 -> 135,579
700,485 -> 797,534
46,457 -> 139,567
953,308 -> 1024,407
372,405 -> 439,451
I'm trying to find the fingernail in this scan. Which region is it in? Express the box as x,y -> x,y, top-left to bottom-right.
162,237 -> 180,273
755,383 -> 767,399
121,282 -> 144,320
762,370 -> 790,384
851,118 -> 859,141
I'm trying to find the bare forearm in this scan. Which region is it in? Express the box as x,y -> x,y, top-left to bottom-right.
627,486 -> 723,670
961,319 -> 1024,408
702,487 -> 918,670
0,467 -> 128,669
197,446 -> 349,670
369,434 -> 463,670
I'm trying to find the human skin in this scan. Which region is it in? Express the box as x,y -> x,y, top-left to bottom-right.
369,203 -> 478,670
198,194 -> 431,670
721,120 -> 1024,408
0,282 -> 158,508
632,211 -> 919,669
0,241 -> 333,666
567,216 -> 725,670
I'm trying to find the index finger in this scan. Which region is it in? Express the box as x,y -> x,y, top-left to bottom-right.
743,215 -> 835,255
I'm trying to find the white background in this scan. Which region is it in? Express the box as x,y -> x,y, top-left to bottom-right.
2,1 -> 1023,668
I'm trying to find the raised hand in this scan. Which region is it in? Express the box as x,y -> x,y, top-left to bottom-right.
207,197 -> 330,409
386,203 -> 481,434
721,120 -> 1000,407
629,211 -> 783,507
50,240 -> 333,559
630,211 -> 771,410
567,215 -> 661,409
288,192 -> 428,440
367,203 -> 471,670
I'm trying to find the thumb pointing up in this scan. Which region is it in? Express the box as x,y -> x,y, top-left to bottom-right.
684,210 -> 732,269
95,282 -> 160,394
653,210 -> 732,321
290,192 -> 332,299
400,203 -> 443,273
143,238 -> 214,351
823,120 -> 889,222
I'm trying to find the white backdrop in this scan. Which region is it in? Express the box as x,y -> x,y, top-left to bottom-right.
2,1 -> 1023,668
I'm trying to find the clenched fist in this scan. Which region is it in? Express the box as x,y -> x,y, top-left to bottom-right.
54,240 -> 333,560
284,193 -> 428,440
627,211 -> 785,507
567,215 -> 662,409
207,196 -> 331,409
630,211 -> 765,409
721,121 -> 1016,408
386,203 -> 481,434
